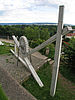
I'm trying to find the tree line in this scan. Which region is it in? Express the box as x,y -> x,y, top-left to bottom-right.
0,25 -> 57,59
0,25 -> 57,40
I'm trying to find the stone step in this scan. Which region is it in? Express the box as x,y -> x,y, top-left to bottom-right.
0,66 -> 37,100
0,53 -> 47,84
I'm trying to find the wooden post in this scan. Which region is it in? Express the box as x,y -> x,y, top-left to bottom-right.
14,43 -> 17,53
50,5 -> 64,96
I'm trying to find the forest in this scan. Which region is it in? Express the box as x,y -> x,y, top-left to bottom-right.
0,25 -> 57,39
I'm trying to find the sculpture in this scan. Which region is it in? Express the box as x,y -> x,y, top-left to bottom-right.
10,5 -> 74,96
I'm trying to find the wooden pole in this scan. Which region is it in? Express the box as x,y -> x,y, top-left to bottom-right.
50,5 -> 64,96
14,43 -> 17,53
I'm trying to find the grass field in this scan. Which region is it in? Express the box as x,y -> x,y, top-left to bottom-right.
60,62 -> 75,83
0,85 -> 8,100
0,42 -> 14,55
22,62 -> 75,100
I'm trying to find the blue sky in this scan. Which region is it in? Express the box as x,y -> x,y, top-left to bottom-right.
0,0 -> 75,25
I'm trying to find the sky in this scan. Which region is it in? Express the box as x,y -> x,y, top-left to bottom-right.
0,0 -> 75,25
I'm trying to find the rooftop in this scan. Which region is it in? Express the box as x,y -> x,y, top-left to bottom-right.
66,33 -> 75,36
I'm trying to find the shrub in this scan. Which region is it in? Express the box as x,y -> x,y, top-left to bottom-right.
63,38 -> 75,72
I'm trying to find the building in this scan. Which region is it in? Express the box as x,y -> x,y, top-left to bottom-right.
66,33 -> 75,39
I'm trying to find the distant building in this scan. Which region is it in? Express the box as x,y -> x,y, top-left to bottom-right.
66,33 -> 75,38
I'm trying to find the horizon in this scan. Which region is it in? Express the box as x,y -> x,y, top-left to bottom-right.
0,22 -> 74,26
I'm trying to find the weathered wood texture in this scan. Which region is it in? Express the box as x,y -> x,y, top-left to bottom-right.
12,26 -> 72,57
50,5 -> 64,96
10,49 -> 44,87
24,57 -> 44,87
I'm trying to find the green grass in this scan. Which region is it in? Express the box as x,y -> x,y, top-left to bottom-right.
0,42 -> 14,55
60,62 -> 75,83
0,84 -> 8,100
22,62 -> 75,100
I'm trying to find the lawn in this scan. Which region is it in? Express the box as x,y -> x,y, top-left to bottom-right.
22,62 -> 75,100
60,62 -> 75,83
0,84 -> 8,100
0,42 -> 14,55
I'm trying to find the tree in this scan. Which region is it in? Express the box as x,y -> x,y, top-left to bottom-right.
24,26 -> 35,40
40,28 -> 49,40
64,38 -> 75,72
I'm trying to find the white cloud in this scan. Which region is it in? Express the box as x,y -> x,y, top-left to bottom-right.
0,0 -> 75,25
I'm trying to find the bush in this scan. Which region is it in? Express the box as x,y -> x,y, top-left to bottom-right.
30,39 -> 45,48
30,39 -> 55,59
63,38 -> 75,72
47,44 -> 55,59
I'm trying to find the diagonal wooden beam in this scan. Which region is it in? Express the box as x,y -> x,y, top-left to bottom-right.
10,49 -> 28,68
12,26 -> 72,57
24,57 -> 44,87
10,49 -> 44,87
28,26 -> 72,55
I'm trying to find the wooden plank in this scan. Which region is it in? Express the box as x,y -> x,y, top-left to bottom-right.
14,43 -> 17,53
10,49 -> 28,68
50,6 -> 64,96
10,49 -> 44,87
24,57 -> 44,87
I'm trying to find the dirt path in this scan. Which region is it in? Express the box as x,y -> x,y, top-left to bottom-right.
0,38 -> 14,43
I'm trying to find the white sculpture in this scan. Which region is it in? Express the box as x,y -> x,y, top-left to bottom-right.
10,5 -> 74,96
11,35 -> 44,87
19,36 -> 29,54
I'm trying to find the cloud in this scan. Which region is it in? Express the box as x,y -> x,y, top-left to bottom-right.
0,0 -> 75,25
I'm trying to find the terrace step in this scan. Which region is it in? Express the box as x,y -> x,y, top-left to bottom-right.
0,66 -> 37,100
0,52 -> 47,84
